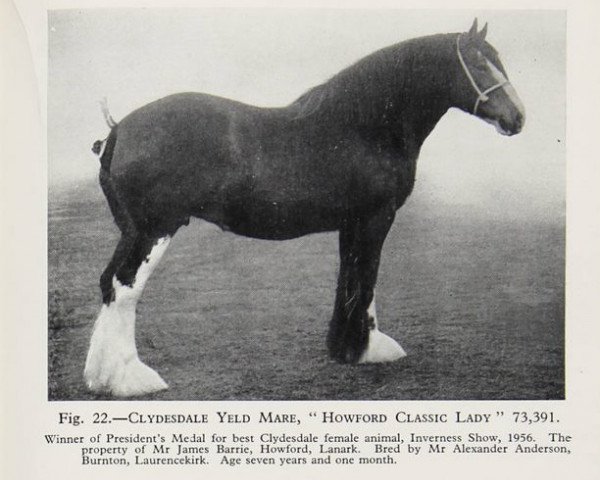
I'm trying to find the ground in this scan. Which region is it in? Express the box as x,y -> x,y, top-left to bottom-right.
48,181 -> 564,400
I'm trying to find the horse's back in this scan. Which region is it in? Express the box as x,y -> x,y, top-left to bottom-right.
111,92 -> 255,170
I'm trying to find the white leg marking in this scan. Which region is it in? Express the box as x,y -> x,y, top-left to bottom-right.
84,237 -> 171,396
359,291 -> 407,364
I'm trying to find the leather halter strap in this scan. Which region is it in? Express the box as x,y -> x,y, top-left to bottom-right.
456,34 -> 508,115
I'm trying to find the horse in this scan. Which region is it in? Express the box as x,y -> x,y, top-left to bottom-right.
84,19 -> 525,397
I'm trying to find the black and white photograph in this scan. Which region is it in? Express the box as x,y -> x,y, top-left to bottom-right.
46,9 -> 566,401
5,0 -> 600,478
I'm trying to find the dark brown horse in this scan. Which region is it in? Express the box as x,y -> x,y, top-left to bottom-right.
84,19 -> 524,396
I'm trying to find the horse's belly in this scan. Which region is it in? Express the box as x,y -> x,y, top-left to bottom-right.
220,197 -> 341,240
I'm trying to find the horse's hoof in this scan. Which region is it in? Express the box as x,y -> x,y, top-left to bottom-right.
111,358 -> 168,397
85,356 -> 168,397
358,329 -> 406,363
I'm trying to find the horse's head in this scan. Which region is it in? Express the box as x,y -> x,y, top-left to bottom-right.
452,19 -> 525,136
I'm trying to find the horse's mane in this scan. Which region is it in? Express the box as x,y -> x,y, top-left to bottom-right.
289,33 -> 455,125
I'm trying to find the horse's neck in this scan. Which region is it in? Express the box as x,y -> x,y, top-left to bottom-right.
388,37 -> 454,146
351,80 -> 451,154
396,102 -> 450,148
298,35 -> 454,149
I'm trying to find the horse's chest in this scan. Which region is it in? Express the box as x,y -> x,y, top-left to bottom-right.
392,157 -> 418,207
353,151 -> 417,210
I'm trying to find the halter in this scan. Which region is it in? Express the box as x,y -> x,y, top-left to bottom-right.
456,34 -> 508,115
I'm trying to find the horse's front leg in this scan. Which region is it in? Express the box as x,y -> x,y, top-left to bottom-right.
327,205 -> 406,364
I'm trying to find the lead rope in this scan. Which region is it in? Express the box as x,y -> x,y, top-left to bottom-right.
456,34 -> 508,115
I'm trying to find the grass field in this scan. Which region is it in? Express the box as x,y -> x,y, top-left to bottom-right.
48,181 -> 564,401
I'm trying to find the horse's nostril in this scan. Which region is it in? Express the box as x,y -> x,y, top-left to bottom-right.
515,112 -> 525,131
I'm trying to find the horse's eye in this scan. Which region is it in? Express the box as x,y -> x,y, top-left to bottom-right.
473,56 -> 488,70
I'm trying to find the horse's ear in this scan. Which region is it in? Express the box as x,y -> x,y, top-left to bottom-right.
477,22 -> 488,42
467,18 -> 478,38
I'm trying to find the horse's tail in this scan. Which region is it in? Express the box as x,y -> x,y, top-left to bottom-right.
92,98 -> 118,172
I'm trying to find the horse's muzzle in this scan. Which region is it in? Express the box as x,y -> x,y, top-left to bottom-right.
497,110 -> 525,136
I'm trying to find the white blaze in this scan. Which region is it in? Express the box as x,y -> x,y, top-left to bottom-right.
485,59 -> 526,120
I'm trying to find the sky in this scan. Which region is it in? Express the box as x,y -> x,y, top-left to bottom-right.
48,9 -> 565,218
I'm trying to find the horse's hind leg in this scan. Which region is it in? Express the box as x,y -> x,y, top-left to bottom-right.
84,231 -> 171,397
